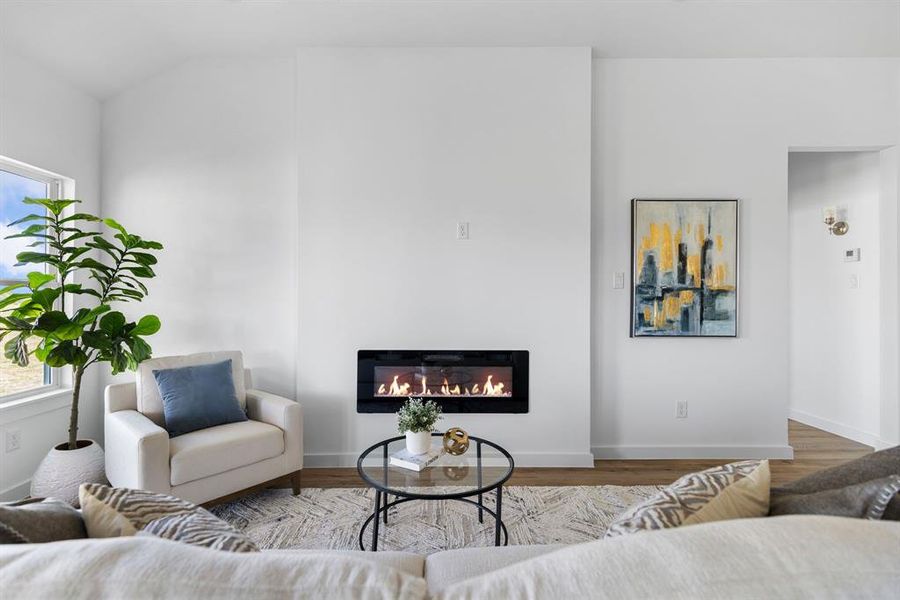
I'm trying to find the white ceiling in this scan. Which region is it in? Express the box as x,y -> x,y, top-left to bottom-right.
1,1 -> 898,100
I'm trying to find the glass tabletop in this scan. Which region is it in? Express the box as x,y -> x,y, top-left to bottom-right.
357,433 -> 514,498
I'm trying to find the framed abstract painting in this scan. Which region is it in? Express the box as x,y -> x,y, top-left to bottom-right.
631,199 -> 738,337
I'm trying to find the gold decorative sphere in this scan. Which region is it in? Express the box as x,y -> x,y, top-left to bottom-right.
443,427 -> 470,456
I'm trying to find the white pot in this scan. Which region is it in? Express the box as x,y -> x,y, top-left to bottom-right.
405,430 -> 432,455
30,439 -> 107,507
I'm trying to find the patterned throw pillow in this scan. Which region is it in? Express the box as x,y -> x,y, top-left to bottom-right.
78,483 -> 258,552
138,511 -> 258,552
79,483 -> 197,538
605,459 -> 770,538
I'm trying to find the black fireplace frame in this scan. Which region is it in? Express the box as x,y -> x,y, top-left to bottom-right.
357,350 -> 529,414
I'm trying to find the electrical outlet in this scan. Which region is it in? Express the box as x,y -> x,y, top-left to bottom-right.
613,272 -> 625,289
5,430 -> 21,453
456,222 -> 469,240
676,400 -> 688,419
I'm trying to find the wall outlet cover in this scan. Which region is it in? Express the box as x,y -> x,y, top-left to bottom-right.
676,400 -> 688,419
5,430 -> 21,453
456,222 -> 469,240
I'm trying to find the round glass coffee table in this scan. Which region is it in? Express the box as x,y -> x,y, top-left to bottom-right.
357,433 -> 514,551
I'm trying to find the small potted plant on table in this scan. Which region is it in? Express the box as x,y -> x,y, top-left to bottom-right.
397,397 -> 442,455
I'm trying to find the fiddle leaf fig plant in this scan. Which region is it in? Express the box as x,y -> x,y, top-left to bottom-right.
0,198 -> 163,450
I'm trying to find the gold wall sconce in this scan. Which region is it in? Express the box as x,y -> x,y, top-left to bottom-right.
823,206 -> 849,236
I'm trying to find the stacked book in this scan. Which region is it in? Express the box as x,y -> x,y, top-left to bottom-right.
390,447 -> 444,471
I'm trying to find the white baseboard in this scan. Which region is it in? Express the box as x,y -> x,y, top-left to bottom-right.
0,479 -> 30,502
789,409 -> 885,449
304,451 -> 595,468
591,445 -> 794,460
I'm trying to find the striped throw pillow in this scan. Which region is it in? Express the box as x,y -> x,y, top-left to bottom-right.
605,459 -> 770,538
78,483 -> 258,552
139,510 -> 258,552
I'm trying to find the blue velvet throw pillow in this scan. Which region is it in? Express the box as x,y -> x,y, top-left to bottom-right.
153,359 -> 247,437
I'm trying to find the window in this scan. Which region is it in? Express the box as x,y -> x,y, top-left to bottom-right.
1,159 -> 61,400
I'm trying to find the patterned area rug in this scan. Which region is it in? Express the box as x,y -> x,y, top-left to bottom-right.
210,485 -> 661,554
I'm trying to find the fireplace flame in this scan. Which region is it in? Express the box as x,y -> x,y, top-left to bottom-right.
378,373 -> 510,397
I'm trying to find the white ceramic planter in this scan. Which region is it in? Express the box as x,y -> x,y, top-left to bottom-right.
405,430 -> 432,455
30,439 -> 107,507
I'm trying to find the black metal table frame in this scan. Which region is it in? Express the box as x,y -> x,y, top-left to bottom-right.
356,433 -> 514,552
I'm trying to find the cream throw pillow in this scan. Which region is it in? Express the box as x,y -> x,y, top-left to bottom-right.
605,459 -> 770,538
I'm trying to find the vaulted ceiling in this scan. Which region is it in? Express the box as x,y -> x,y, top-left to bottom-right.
1,1 -> 898,99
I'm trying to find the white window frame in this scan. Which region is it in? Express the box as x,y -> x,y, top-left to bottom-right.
1,157 -> 65,403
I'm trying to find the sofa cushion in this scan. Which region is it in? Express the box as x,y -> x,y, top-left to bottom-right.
425,544 -> 564,594
136,351 -> 246,426
772,446 -> 900,521
0,498 -> 86,544
154,359 -> 248,437
139,511 -> 259,553
0,536 -> 427,600
169,420 -> 284,486
770,475 -> 900,520
605,459 -> 770,538
435,516 -> 900,599
268,549 -> 425,579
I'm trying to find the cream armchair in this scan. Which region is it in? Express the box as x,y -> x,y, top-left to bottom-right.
104,351 -> 302,505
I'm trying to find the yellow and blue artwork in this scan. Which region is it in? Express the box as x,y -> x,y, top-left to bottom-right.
631,199 -> 738,337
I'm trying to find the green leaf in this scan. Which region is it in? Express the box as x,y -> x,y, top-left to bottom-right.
0,294 -> 30,310
74,304 -> 111,325
77,258 -> 112,272
4,223 -> 49,239
54,323 -> 84,341
81,331 -> 112,350
103,218 -> 127,235
123,265 -> 155,278
26,272 -> 56,291
125,251 -> 158,266
136,239 -> 163,250
8,213 -> 51,227
15,251 -> 58,267
126,336 -> 152,363
45,341 -> 87,367
99,311 -> 126,335
0,282 -> 27,294
58,212 -> 102,224
3,335 -> 29,367
132,315 -> 161,336
31,288 -> 61,311
35,311 -> 69,333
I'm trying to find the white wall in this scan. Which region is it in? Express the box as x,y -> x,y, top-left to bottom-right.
592,59 -> 899,459
296,48 -> 593,466
788,151 -> 883,446
101,57 -> 298,400
0,52 -> 101,499
97,53 -> 899,468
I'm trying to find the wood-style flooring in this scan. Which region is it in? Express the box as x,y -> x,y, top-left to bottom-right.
298,420 -> 872,489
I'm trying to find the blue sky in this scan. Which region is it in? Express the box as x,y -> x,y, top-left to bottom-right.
1,170 -> 48,280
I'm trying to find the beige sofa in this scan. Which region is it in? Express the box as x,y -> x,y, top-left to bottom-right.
104,351 -> 303,505
2,516 -> 898,598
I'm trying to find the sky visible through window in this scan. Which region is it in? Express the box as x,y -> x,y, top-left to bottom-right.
1,169 -> 48,280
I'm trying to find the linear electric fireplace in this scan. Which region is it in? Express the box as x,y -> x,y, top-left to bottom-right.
357,350 -> 529,413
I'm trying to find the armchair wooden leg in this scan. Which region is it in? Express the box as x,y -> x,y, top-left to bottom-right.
290,470 -> 302,495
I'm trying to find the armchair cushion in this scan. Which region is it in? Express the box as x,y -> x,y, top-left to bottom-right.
153,359 -> 247,437
169,420 -> 285,486
136,351 -> 246,427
